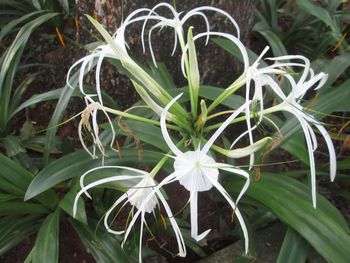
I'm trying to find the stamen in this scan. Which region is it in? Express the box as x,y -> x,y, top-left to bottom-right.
254,168 -> 261,181
160,214 -> 167,230
305,95 -> 319,112
332,32 -> 347,52
55,27 -> 65,47
231,208 -> 236,223
116,140 -> 122,159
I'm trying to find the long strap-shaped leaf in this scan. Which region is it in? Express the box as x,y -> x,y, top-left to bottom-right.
228,173 -> 350,262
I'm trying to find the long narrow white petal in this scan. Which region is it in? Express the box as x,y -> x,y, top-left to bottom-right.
73,174 -> 141,217
202,102 -> 249,154
79,166 -> 146,199
156,190 -> 187,257
293,111 -> 317,208
189,185 -> 211,241
205,175 -> 248,254
139,211 -> 145,263
184,6 -> 240,38
104,194 -> 128,235
220,166 -> 250,204
160,93 -> 184,156
181,32 -> 249,78
122,172 -> 180,246
315,124 -> 337,181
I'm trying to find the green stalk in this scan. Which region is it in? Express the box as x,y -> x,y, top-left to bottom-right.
102,105 -> 186,132
149,136 -> 187,177
204,104 -> 282,132
207,74 -> 246,113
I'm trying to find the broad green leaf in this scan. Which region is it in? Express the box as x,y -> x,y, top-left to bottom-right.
315,53 -> 350,89
0,215 -> 40,255
9,72 -> 41,116
25,148 -> 163,200
23,136 -> 64,154
276,227 -> 310,263
296,0 -> 340,33
0,202 -> 49,215
228,173 -> 350,262
1,135 -> 26,157
33,209 -> 60,263
0,153 -> 58,209
253,21 -> 287,56
115,120 -> 168,151
59,185 -> 87,225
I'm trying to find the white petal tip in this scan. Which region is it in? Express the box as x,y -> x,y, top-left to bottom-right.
193,229 -> 211,241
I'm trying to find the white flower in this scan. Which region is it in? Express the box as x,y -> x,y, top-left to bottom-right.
265,56 -> 336,207
141,3 -> 241,66
78,98 -> 116,161
157,93 -> 252,253
73,165 -> 186,263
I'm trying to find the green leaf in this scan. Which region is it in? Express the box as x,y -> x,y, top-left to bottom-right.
228,173 -> 350,262
25,148 -> 163,200
1,135 -> 26,157
59,185 -> 87,225
0,11 -> 44,42
33,209 -> 60,263
0,215 -> 40,255
0,12 -> 59,132
296,0 -> 340,33
0,153 -> 58,209
253,21 -> 288,56
115,120 -> 168,151
0,202 -> 49,215
314,53 -> 350,89
276,227 -> 310,263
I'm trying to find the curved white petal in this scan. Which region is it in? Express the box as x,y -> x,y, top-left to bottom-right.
219,166 -> 250,204
79,166 -> 146,199
293,111 -> 317,208
205,174 -> 248,254
160,93 -> 184,156
189,186 -> 211,241
104,193 -> 129,235
183,6 -> 240,38
202,102 -> 249,154
181,32 -> 249,78
315,124 -> 336,182
73,174 -> 141,217
156,189 -> 187,257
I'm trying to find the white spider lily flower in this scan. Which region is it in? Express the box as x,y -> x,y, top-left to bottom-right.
73,165 -> 186,262
78,98 -> 117,161
155,93 -> 250,253
263,57 -> 336,207
141,2 -> 240,66
67,8 -> 167,104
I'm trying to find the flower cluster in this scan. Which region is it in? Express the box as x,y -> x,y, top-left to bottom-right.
69,3 -> 336,262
